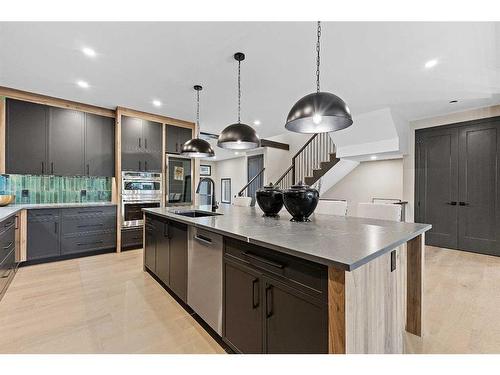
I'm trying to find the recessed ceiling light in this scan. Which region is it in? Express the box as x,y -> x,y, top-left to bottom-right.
82,47 -> 96,57
152,100 -> 162,107
253,120 -> 261,126
76,80 -> 89,89
449,100 -> 458,104
424,59 -> 438,69
370,155 -> 377,160
235,152 -> 240,155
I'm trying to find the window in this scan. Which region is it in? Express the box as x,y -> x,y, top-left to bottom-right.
221,178 -> 231,204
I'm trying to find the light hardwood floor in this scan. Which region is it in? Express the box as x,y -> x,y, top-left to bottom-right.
1,246 -> 499,354
0,250 -> 224,354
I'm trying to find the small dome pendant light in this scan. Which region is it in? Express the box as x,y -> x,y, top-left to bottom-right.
180,85 -> 215,158
217,52 -> 260,150
285,22 -> 353,134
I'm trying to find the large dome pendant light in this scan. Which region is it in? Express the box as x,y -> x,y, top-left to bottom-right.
180,85 -> 215,158
285,22 -> 353,134
217,52 -> 260,150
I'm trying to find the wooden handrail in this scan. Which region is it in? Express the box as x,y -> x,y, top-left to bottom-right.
238,167 -> 265,197
292,133 -> 318,162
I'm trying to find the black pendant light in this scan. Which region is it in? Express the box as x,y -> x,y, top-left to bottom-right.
217,52 -> 260,150
180,85 -> 215,158
285,22 -> 353,134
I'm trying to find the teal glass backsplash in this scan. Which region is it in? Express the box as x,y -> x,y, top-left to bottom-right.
0,174 -> 112,204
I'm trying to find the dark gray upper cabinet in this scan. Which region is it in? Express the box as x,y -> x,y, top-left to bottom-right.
166,125 -> 192,154
85,113 -> 115,177
121,115 -> 162,172
6,99 -> 48,175
6,99 -> 115,177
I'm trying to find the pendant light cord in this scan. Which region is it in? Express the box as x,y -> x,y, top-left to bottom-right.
237,59 -> 241,123
316,21 -> 321,93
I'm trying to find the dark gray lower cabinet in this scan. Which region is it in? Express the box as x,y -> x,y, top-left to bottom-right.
27,209 -> 60,261
144,215 -> 187,303
1,216 -> 17,300
222,238 -> 328,354
121,228 -> 143,250
27,206 -> 116,262
223,260 -> 263,354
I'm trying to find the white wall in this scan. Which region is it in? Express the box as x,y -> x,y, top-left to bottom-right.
402,104 -> 500,222
200,157 -> 247,204
322,159 -> 404,217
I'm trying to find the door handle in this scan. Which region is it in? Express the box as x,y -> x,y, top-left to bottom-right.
145,138 -> 147,149
446,201 -> 457,205
2,241 -> 13,250
265,285 -> 273,318
86,164 -> 90,176
459,202 -> 469,206
139,138 -> 141,148
139,161 -> 142,171
145,161 -> 148,171
54,222 -> 58,233
194,235 -> 213,246
41,161 -> 45,174
252,278 -> 260,308
51,162 -> 54,175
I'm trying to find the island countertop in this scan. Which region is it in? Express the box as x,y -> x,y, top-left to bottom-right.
143,204 -> 431,271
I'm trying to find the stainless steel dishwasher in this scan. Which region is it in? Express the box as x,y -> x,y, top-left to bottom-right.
187,226 -> 223,335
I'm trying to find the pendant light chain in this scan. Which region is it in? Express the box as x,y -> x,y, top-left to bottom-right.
196,88 -> 200,136
237,59 -> 241,123
316,21 -> 321,93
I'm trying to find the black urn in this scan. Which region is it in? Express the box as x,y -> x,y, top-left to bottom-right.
283,181 -> 319,222
256,183 -> 284,217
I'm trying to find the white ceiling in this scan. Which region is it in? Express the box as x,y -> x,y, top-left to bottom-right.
1,22 -> 499,140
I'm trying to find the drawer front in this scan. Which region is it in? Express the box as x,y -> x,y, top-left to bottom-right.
62,206 -> 116,217
61,231 -> 116,255
121,228 -> 143,247
224,238 -> 327,301
0,226 -> 15,264
0,248 -> 15,280
0,216 -> 15,235
28,209 -> 60,221
62,213 -> 116,235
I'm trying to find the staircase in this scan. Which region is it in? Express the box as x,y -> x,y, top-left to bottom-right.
275,132 -> 340,189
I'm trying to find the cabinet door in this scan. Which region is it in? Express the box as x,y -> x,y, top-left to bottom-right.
27,211 -> 60,260
143,120 -> 163,172
178,127 -> 193,150
85,113 -> 115,177
263,277 -> 328,354
48,107 -> 85,176
223,260 -> 263,353
6,99 -> 48,175
168,221 -> 187,302
121,115 -> 143,171
166,125 -> 180,154
155,220 -> 170,285
144,220 -> 156,272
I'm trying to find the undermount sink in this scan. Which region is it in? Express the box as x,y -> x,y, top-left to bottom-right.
173,210 -> 222,218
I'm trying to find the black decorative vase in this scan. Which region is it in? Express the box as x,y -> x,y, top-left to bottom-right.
283,181 -> 319,222
256,184 -> 284,217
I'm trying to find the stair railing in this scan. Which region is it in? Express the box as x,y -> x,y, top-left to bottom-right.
275,132 -> 336,189
237,167 -> 265,197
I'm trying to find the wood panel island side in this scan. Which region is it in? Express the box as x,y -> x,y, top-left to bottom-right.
142,204 -> 431,354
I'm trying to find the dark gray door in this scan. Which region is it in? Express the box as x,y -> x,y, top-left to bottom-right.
457,120 -> 500,255
168,221 -> 188,302
144,218 -> 157,272
6,99 -> 48,175
223,259 -> 263,353
166,125 -> 179,153
27,210 -> 60,260
121,115 -> 143,171
48,107 -> 85,176
143,120 -> 163,172
263,277 -> 327,354
247,154 -> 264,204
85,113 -> 115,177
415,127 -> 459,249
155,219 -> 170,285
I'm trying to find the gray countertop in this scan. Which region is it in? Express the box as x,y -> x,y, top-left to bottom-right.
0,202 -> 117,221
143,204 -> 431,271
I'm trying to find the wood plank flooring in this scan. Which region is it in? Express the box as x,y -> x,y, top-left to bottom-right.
0,250 -> 224,354
1,246 -> 499,354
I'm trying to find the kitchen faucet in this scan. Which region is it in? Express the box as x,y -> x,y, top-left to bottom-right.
196,177 -> 219,212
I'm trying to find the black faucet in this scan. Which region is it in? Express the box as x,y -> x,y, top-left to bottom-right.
196,177 -> 219,212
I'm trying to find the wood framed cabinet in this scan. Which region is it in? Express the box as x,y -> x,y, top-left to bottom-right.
6,98 -> 115,177
144,215 -> 187,302
121,115 -> 162,172
166,125 -> 192,154
222,238 -> 328,354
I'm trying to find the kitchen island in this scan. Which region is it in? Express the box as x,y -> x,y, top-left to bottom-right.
143,204 -> 431,354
